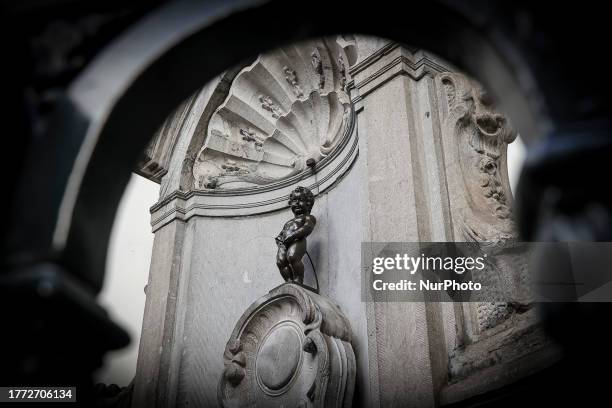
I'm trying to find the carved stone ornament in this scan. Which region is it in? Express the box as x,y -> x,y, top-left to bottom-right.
218,284 -> 355,408
437,72 -> 532,337
193,38 -> 356,191
437,72 -> 518,244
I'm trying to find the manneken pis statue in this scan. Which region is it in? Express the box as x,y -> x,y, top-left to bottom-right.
275,186 -> 317,284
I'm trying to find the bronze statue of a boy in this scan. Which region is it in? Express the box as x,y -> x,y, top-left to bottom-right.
275,186 -> 316,284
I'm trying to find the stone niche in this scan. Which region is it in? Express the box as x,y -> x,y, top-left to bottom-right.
193,42 -> 353,190
136,36 -> 359,222
132,35 -> 559,408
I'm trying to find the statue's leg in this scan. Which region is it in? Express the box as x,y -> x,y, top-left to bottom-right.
277,246 -> 290,281
290,260 -> 304,284
287,242 -> 306,284
280,266 -> 291,282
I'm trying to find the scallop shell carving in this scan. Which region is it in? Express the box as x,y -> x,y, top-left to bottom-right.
194,38 -> 356,190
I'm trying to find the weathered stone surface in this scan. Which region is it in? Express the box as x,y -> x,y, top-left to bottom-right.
436,71 -> 517,244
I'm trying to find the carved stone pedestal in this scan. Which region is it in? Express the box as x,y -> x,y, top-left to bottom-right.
218,284 -> 355,408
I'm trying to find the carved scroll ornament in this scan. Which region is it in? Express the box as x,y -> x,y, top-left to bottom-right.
437,72 -> 531,333
218,284 -> 355,408
437,72 -> 518,244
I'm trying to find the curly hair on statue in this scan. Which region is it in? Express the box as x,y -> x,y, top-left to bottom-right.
289,186 -> 315,212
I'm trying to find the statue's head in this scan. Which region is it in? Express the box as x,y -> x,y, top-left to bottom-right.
288,186 -> 314,216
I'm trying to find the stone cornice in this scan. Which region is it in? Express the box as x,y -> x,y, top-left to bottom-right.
349,42 -> 401,76
350,43 -> 451,99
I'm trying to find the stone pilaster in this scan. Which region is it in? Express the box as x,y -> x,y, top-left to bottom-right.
132,220 -> 186,408
350,42 -> 453,408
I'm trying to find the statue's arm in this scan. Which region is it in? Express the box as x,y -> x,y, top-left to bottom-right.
275,230 -> 285,246
284,216 -> 316,246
